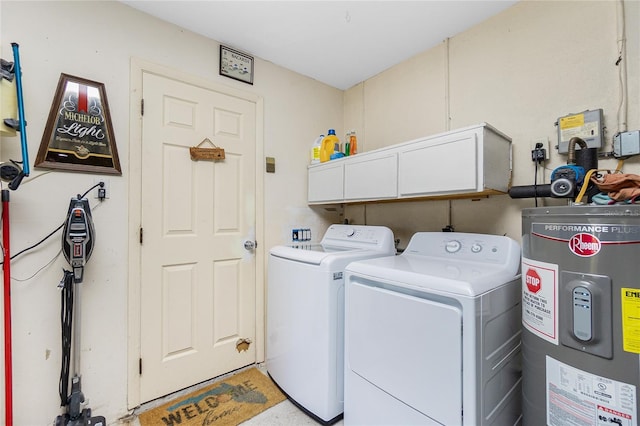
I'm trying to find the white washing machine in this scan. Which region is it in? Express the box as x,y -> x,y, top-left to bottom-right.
267,224 -> 395,424
344,232 -> 522,426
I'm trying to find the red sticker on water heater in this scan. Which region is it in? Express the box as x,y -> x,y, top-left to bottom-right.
569,233 -> 601,257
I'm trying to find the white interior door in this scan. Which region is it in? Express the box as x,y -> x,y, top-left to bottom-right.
139,71 -> 257,402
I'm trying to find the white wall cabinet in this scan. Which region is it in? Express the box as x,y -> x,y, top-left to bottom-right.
344,151 -> 398,201
308,161 -> 344,203
308,123 -> 511,205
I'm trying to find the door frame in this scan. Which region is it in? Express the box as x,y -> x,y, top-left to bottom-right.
126,57 -> 265,409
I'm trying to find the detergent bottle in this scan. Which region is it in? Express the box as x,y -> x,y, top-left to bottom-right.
320,129 -> 339,162
310,135 -> 324,165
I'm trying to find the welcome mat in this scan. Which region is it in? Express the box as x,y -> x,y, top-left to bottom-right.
138,368 -> 286,426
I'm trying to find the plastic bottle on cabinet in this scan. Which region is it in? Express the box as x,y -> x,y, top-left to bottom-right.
349,130 -> 358,155
310,135 -> 324,164
345,131 -> 351,156
320,129 -> 339,162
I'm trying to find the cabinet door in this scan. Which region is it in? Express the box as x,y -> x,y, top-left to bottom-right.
398,132 -> 478,197
344,152 -> 397,201
308,162 -> 344,203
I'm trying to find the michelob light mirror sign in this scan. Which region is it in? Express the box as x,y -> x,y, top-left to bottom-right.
35,73 -> 121,174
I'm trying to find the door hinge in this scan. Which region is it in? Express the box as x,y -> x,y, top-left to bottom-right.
139,227 -> 143,244
139,358 -> 142,375
141,98 -> 144,116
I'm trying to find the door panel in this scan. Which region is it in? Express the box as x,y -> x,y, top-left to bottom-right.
163,264 -> 196,357
139,72 -> 256,402
347,278 -> 462,425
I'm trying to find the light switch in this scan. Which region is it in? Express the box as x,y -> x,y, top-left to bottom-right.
266,157 -> 275,173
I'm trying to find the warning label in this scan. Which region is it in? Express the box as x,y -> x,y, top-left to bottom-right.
547,356 -> 637,426
622,288 -> 640,354
522,258 -> 558,345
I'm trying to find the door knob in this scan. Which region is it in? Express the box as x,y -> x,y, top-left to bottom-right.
244,240 -> 257,251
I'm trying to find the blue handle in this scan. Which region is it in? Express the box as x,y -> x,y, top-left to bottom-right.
10,42 -> 29,177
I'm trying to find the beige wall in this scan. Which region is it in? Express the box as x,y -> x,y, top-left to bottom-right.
0,0 -> 638,423
0,1 -> 342,423
344,0 -> 640,249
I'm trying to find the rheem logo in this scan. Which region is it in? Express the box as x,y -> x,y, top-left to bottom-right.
525,269 -> 541,293
569,233 -> 601,257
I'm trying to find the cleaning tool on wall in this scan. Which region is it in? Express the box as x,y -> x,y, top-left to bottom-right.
1,43 -> 30,191
2,190 -> 13,426
1,45 -> 32,422
56,194 -> 105,426
0,182 -> 106,426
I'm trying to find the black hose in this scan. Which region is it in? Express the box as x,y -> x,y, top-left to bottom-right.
59,270 -> 74,407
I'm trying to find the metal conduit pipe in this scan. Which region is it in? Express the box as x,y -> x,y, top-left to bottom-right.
567,136 -> 588,165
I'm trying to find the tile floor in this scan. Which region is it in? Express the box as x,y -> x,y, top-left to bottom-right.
241,398 -> 344,425
241,364 -> 344,425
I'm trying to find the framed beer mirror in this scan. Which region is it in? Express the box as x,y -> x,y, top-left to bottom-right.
35,73 -> 121,175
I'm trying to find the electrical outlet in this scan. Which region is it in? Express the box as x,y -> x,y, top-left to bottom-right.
530,137 -> 549,161
292,228 -> 311,242
93,178 -> 110,199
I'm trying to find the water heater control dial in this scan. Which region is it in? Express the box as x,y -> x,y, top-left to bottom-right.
445,240 -> 461,253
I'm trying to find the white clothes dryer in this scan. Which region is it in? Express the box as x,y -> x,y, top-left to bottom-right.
267,224 -> 395,424
344,232 -> 522,426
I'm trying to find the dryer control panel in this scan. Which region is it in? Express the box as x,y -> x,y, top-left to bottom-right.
322,224 -> 395,251
405,232 -> 520,267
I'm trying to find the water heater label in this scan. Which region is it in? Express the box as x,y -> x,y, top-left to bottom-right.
546,356 -> 637,426
522,257 -> 558,345
532,223 -> 640,246
622,288 -> 640,354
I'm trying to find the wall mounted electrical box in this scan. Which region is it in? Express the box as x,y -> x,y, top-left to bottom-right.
266,157 -> 276,173
556,109 -> 604,154
613,130 -> 640,158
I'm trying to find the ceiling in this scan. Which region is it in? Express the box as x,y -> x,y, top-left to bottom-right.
121,1 -> 518,90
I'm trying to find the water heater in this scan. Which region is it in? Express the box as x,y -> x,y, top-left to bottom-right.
521,205 -> 640,425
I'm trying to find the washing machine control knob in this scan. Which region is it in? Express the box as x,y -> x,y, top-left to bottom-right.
345,228 -> 356,237
471,243 -> 483,253
445,240 -> 461,253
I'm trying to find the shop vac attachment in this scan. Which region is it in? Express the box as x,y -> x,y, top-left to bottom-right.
509,137 -> 599,202
56,195 -> 105,426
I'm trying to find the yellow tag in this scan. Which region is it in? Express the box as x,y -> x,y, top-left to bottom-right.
560,113 -> 585,130
622,288 -> 640,354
